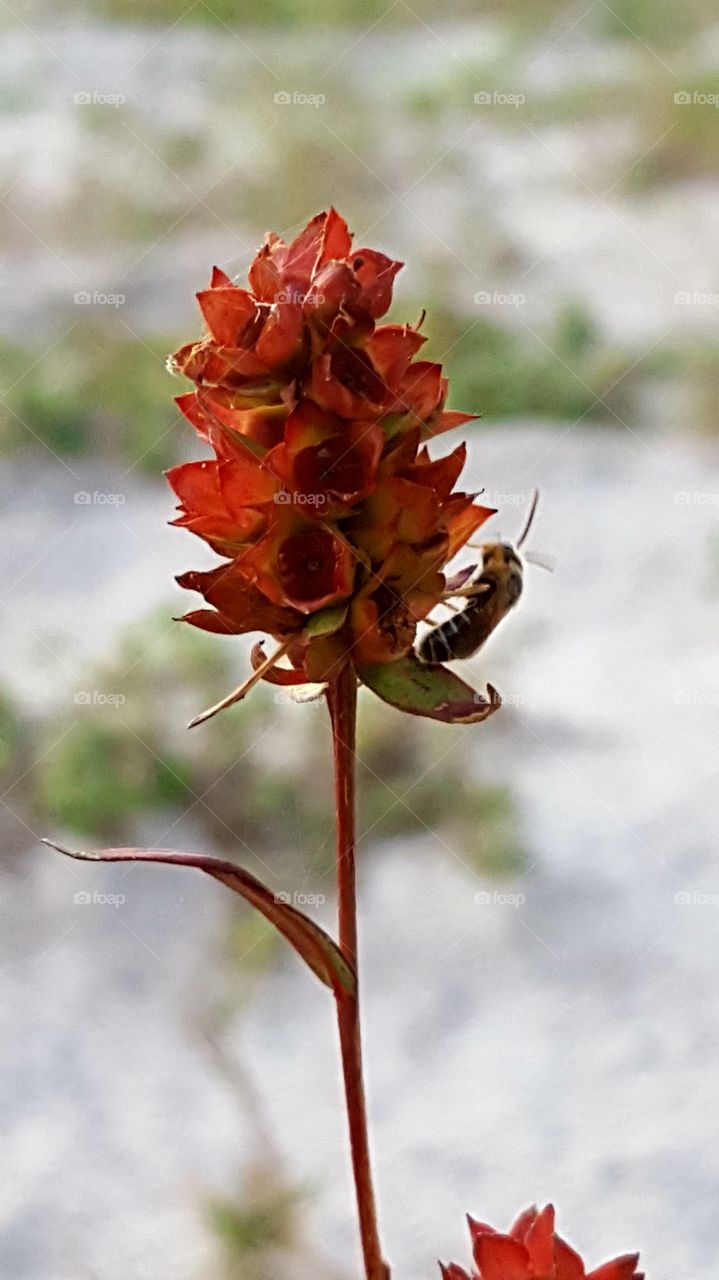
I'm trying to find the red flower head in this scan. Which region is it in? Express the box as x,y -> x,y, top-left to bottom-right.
168,208 -> 501,725
441,1205 -> 644,1280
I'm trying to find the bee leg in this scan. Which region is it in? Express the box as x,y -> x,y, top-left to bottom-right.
443,582 -> 492,601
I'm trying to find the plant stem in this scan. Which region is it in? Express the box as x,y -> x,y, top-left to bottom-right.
326,662 -> 389,1280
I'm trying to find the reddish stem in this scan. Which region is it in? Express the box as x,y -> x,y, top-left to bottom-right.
326,662 -> 389,1280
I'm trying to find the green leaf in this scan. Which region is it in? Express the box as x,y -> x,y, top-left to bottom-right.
302,603 -> 348,639
358,653 -> 501,725
42,841 -> 355,995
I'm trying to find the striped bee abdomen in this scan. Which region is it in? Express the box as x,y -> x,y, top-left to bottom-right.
419,607 -> 483,663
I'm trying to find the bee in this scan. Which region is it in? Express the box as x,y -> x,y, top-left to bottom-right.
419,491 -> 543,665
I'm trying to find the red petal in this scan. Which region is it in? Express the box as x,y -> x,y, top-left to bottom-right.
196,285 -> 256,347
210,265 -> 233,287
177,563 -> 303,635
217,456 -> 279,513
444,497 -> 496,559
178,608 -> 240,635
308,259 -> 361,318
310,348 -> 388,417
440,1266 -> 472,1280
474,1233 -> 531,1280
281,211 -> 330,287
468,1218 -> 499,1244
367,323 -> 426,384
554,1236 -> 587,1280
198,389 -> 289,451
524,1205 -> 555,1274
401,443 -> 467,500
172,340 -> 267,386
393,360 -> 445,422
424,408 -> 480,438
245,522 -> 356,613
171,512 -> 265,555
350,246 -> 403,318
175,391 -> 215,444
508,1207 -> 539,1240
166,459 -> 224,516
248,233 -> 283,301
254,301 -> 304,368
587,1256 -> 641,1280
316,206 -> 353,268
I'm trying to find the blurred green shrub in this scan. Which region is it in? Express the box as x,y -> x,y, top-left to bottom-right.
415,301 -> 644,424
0,327 -> 184,472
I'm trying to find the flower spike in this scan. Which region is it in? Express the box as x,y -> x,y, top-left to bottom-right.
168,209 -> 500,722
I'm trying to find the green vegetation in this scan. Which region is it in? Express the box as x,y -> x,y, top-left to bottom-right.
4,609 -> 526,878
0,328 -> 186,473
414,301 -> 649,425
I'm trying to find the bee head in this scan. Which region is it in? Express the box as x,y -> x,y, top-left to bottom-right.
481,541 -> 523,573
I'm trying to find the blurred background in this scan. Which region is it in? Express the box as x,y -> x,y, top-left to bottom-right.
1,1 -> 718,1277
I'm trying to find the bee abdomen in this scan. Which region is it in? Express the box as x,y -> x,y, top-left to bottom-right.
420,610 -> 477,664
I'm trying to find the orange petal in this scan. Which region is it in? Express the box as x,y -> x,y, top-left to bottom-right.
587,1256 -> 642,1280
524,1205 -> 555,1274
444,497 -> 496,559
554,1235 -> 587,1280
473,1233 -> 530,1280
196,285 -> 256,347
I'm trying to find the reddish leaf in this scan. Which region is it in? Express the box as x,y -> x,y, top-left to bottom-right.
43,842 -> 355,995
358,653 -> 501,724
